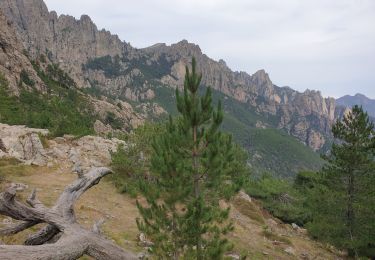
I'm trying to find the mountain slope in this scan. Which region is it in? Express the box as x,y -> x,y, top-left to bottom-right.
0,10 -> 160,136
0,0 -> 327,176
0,155 -> 341,259
0,0 -> 338,151
336,93 -> 375,117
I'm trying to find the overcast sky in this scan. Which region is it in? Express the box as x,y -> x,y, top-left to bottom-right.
44,0 -> 375,98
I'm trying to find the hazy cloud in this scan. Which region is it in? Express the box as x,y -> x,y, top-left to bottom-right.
44,0 -> 375,98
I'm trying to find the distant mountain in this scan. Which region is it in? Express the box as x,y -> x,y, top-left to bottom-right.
336,93 -> 375,118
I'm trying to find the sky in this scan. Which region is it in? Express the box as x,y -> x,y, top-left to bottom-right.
44,0 -> 375,99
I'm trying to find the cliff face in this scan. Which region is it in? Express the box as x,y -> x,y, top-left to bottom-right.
0,0 -> 132,86
0,0 -> 340,150
0,11 -> 44,93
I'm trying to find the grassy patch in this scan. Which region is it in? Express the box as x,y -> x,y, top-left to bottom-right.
262,229 -> 292,245
244,175 -> 311,226
0,158 -> 38,182
232,196 -> 265,224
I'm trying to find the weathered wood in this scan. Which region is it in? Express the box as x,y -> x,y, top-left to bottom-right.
0,220 -> 39,236
0,167 -> 138,260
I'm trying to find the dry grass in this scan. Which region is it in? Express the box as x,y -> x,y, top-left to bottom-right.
262,229 -> 292,245
0,160 -> 342,259
232,196 -> 265,224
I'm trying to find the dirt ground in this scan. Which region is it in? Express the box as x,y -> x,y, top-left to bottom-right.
0,159 -> 342,259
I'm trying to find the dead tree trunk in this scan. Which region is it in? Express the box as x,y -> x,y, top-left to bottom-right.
0,167 -> 137,260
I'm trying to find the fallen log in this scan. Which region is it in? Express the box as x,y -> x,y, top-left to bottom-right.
0,167 -> 137,260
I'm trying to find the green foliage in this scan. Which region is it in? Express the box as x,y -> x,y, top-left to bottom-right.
105,112 -> 123,130
136,58 -> 249,259
153,86 -> 179,116
244,129 -> 324,178
245,174 -> 310,225
306,106 -> 375,257
39,54 -> 47,63
20,69 -> 35,87
110,122 -> 164,197
294,171 -> 322,190
0,67 -> 95,137
45,64 -> 76,88
121,54 -> 173,80
152,85 -> 323,178
84,55 -> 122,78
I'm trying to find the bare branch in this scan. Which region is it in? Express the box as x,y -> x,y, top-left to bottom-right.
0,221 -> 39,236
54,167 -> 112,220
24,225 -> 60,245
26,189 -> 46,210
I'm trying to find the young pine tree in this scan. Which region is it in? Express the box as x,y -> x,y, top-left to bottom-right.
307,105 -> 375,257
136,58 -> 247,259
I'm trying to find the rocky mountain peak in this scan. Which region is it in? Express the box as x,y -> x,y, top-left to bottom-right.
251,69 -> 273,87
218,59 -> 227,67
170,39 -> 202,57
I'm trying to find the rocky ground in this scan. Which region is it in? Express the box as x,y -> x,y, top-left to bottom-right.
0,123 -> 344,259
0,123 -> 126,171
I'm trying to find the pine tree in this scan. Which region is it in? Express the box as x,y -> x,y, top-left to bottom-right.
307,105 -> 375,257
136,58 -> 247,259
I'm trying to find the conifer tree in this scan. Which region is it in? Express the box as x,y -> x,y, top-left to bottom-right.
136,58 -> 247,259
307,105 -> 375,257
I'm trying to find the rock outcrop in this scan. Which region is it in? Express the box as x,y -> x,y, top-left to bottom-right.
0,123 -> 126,169
47,134 -> 126,171
0,123 -> 49,165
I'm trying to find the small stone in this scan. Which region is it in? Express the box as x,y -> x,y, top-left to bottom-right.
54,137 -> 66,144
138,233 -> 154,247
266,218 -> 278,227
291,223 -> 299,230
225,253 -> 240,260
9,182 -> 28,191
2,218 -> 13,225
284,247 -> 296,255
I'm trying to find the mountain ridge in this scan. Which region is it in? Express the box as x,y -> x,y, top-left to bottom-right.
1,0 -> 351,176
336,93 -> 375,118
0,0 -> 341,152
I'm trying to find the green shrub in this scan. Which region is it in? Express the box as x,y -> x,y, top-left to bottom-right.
110,122 -> 164,196
105,112 -> 123,130
84,55 -> 122,78
0,66 -> 95,137
20,69 -> 35,87
244,174 -> 311,225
